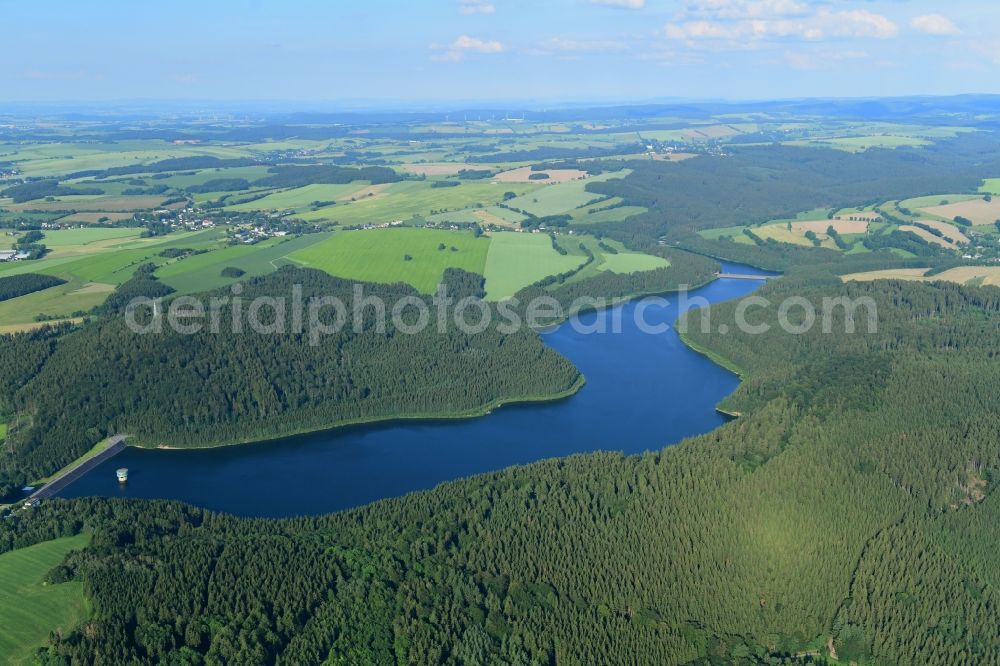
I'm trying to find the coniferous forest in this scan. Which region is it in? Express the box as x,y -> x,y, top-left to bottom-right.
4,274 -> 1000,665
0,267 -> 583,485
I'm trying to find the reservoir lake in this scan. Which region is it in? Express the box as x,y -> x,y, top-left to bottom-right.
61,262 -> 773,517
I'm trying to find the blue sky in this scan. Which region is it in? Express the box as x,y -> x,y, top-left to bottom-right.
3,0 -> 998,103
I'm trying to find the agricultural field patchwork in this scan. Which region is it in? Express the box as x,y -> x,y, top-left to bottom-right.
911,220 -> 970,244
2,140 -> 256,178
557,236 -> 670,286
226,183 -> 373,213
696,192 -> 1000,259
3,195 -> 168,213
917,197 -> 1000,226
786,135 -> 931,152
157,233 -> 331,294
492,167 -> 588,183
897,225 -> 955,248
842,266 -> 1000,287
753,217 -> 868,249
569,198 -> 647,225
293,180 -> 538,225
505,170 -> 630,218
0,228 -> 231,327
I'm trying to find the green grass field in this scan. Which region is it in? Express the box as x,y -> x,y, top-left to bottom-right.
571,204 -> 647,225
697,225 -> 756,244
289,227 -> 490,293
555,236 -> 670,286
6,228 -> 141,251
8,141 -> 254,178
786,135 -> 931,152
0,228 -> 322,325
157,233 -> 331,294
505,170 -> 630,218
150,165 -> 273,189
0,534 -> 90,665
897,194 -> 980,209
293,180 -> 539,225
37,248 -> 167,284
979,178 -> 1000,195
483,232 -> 586,300
425,209 -> 483,224
597,251 -> 670,274
226,183 -> 371,213
0,278 -> 112,327
0,229 -> 229,324
2,194 -> 168,213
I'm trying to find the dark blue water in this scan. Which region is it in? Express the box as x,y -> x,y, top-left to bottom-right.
61,262 -> 773,517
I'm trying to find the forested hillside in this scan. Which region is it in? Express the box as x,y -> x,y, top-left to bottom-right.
585,135 -> 1000,263
6,277 -> 1000,664
0,267 -> 581,485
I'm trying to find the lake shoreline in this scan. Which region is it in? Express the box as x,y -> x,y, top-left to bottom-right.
60,265 -> 769,517
150,373 -> 587,452
145,271 -> 729,454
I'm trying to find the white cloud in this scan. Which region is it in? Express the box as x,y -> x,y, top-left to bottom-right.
911,14 -> 960,36
459,1 -> 495,15
543,37 -> 627,51
664,7 -> 897,48
453,35 -> 504,53
434,35 -> 504,61
591,0 -> 646,9
832,10 -> 898,39
686,0 -> 808,20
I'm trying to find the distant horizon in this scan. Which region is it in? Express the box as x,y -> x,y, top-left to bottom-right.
2,92 -> 1000,116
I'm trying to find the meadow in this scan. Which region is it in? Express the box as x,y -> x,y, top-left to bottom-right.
897,193 -> 980,209
157,233 -> 331,294
7,141 -> 254,179
786,135 -> 931,152
482,232 -> 586,300
492,167 -> 587,183
504,170 -> 630,217
149,165 -> 273,189
556,235 -> 670,286
3,195 -> 168,213
0,229 -> 227,327
0,279 -> 111,330
597,251 -> 670,274
226,183 -> 372,213
292,180 -> 539,225
569,203 -> 647,225
980,178 -> 1000,195
0,535 -> 90,665
288,227 -> 490,293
